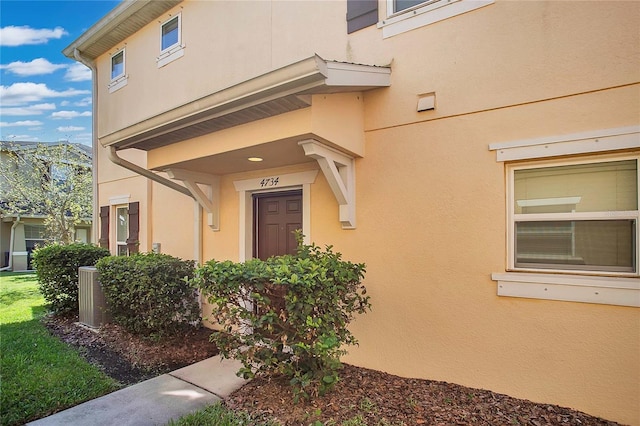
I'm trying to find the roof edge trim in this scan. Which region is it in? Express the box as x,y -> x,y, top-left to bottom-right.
100,55 -> 391,150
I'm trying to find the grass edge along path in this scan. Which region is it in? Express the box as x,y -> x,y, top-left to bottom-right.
0,272 -> 119,426
166,402 -> 277,426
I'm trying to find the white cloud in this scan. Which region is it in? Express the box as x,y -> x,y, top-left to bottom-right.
0,103 -> 56,116
57,126 -> 85,132
0,58 -> 66,76
60,100 -> 70,106
0,25 -> 68,46
2,134 -> 36,141
51,110 -> 92,119
64,63 -> 91,82
0,120 -> 44,127
74,97 -> 92,107
0,82 -> 90,106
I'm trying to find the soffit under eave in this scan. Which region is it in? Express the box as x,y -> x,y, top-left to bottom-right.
62,0 -> 183,60
99,55 -> 391,151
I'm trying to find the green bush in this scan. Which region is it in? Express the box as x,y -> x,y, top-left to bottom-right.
96,253 -> 200,338
194,235 -> 370,401
32,243 -> 111,315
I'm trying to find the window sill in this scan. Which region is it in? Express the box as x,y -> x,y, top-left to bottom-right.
108,75 -> 128,93
491,272 -> 639,307
378,0 -> 494,39
157,44 -> 185,68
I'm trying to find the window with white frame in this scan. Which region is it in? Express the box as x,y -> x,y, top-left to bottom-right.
157,14 -> 184,68
378,0 -> 494,39
116,205 -> 129,256
509,158 -> 639,275
108,49 -> 128,93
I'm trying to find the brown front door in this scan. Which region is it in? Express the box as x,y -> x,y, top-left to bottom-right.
254,190 -> 303,260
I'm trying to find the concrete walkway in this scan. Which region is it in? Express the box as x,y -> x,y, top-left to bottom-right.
27,356 -> 248,426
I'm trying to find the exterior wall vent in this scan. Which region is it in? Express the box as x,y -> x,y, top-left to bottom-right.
78,266 -> 110,328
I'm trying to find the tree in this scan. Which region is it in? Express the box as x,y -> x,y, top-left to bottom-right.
0,141 -> 92,244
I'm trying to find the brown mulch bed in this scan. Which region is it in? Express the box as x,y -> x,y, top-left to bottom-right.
227,366 -> 622,425
44,316 -> 622,425
43,314 -> 218,385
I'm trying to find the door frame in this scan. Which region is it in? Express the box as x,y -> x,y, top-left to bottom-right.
233,170 -> 318,261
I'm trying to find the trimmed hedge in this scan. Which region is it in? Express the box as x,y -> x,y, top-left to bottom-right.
96,253 -> 200,338
32,243 -> 111,315
194,236 -> 370,401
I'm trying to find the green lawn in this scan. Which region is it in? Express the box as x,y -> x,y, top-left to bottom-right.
166,402 -> 277,426
0,272 -> 119,426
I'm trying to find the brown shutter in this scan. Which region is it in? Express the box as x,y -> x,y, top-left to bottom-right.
99,206 -> 109,248
126,201 -> 140,254
347,0 -> 378,34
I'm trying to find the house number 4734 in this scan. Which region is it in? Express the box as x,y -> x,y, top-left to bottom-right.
260,177 -> 279,187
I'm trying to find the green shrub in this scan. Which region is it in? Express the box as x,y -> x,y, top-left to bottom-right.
96,253 -> 200,338
32,243 -> 110,315
194,235 -> 370,401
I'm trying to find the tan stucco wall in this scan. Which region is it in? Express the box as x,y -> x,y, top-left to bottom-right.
91,0 -> 640,423
149,181 -> 195,261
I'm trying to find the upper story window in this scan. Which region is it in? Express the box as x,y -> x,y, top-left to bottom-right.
161,15 -> 180,51
108,48 -> 128,93
157,13 -> 184,68
111,50 -> 124,80
378,0 -> 494,39
394,0 -> 426,13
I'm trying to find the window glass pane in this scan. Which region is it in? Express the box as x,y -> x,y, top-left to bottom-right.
117,244 -> 128,256
111,51 -> 124,80
515,220 -> 635,272
161,17 -> 179,50
116,207 -> 128,242
514,160 -> 637,214
394,0 -> 426,12
24,225 -> 46,240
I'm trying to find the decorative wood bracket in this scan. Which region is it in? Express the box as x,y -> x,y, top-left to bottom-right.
299,139 -> 356,229
165,168 -> 220,231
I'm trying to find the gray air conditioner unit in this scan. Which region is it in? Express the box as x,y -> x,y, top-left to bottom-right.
78,266 -> 110,328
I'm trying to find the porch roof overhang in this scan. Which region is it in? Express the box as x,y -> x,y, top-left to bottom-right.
99,55 -> 391,151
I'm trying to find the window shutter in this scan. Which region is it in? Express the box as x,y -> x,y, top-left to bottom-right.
347,0 -> 378,34
126,201 -> 140,254
99,206 -> 109,248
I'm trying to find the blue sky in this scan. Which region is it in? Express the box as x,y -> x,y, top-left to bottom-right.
0,0 -> 120,145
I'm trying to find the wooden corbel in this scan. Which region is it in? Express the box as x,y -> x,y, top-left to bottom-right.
299,139 -> 356,229
165,168 -> 220,231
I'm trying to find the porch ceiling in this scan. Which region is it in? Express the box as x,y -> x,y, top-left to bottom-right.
99,55 -> 391,151
153,138 -> 316,175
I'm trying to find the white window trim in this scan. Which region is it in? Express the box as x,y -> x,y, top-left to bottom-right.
492,273 -> 639,308
108,48 -> 128,93
489,125 -> 640,162
490,127 -> 640,306
233,170 -> 318,262
378,0 -> 494,39
109,194 -> 130,206
157,13 -> 184,68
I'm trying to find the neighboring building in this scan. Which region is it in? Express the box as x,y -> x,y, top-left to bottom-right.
0,141 -> 93,270
64,1 -> 639,424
